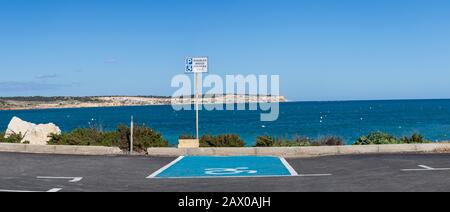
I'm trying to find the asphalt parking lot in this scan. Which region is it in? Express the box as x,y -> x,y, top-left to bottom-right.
1,152 -> 450,192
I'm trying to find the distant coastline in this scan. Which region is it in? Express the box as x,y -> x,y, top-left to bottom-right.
0,94 -> 286,111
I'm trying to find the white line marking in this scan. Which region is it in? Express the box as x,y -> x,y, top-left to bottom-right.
37,176 -> 83,183
146,156 -> 185,178
47,188 -> 63,192
418,165 -> 434,170
401,165 -> 450,172
150,173 -> 332,179
298,174 -> 333,177
279,157 -> 299,176
402,168 -> 450,171
0,188 -> 62,193
0,189 -> 38,193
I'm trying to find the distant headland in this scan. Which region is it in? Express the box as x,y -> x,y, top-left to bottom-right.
0,94 -> 286,111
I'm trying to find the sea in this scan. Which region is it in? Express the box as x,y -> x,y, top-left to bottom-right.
1,99 -> 450,146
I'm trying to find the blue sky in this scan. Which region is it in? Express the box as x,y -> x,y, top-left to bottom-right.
0,0 -> 449,101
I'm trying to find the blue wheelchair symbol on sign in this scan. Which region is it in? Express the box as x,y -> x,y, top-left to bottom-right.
185,65 -> 192,72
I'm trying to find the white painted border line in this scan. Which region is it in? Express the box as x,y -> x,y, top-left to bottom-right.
402,165 -> 450,171
149,174 -> 332,179
418,165 -> 434,170
37,176 -> 83,183
298,174 -> 333,177
402,168 -> 450,171
47,188 -> 63,192
146,156 -> 185,178
0,188 -> 62,192
279,157 -> 299,176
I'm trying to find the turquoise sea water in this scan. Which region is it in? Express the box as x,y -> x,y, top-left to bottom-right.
1,99 -> 450,145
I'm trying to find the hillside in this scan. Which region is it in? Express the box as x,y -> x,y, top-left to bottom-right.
0,95 -> 286,110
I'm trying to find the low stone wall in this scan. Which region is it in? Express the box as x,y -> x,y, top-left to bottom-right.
147,143 -> 450,158
2,143 -> 449,157
0,143 -> 123,155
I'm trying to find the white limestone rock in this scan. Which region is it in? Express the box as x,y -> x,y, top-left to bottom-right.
4,116 -> 61,145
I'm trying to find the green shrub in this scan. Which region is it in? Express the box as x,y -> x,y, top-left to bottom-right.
117,124 -> 169,152
289,136 -> 314,146
255,135 -> 278,147
48,128 -> 119,146
354,132 -> 430,145
311,136 -> 344,146
48,124 -> 168,153
255,135 -> 343,147
200,134 -> 245,147
257,135 -> 311,147
400,133 -> 430,144
0,132 -> 25,143
354,132 -> 399,145
179,134 -> 196,139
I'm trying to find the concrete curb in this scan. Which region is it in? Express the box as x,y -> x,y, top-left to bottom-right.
147,143 -> 450,158
0,143 -> 123,155
2,143 -> 449,157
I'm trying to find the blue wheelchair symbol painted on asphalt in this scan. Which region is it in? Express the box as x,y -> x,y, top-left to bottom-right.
152,156 -> 295,178
204,167 -> 258,175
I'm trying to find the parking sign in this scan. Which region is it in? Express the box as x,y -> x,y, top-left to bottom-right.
185,57 -> 208,73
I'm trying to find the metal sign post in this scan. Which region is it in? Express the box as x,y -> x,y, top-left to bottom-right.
195,72 -> 199,140
185,57 -> 208,140
130,115 -> 134,154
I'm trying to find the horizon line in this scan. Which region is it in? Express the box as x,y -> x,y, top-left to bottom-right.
1,95 -> 450,103
289,97 -> 450,103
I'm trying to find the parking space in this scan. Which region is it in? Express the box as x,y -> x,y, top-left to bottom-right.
0,176 -> 65,192
0,176 -> 85,192
147,156 -> 299,179
0,152 -> 174,192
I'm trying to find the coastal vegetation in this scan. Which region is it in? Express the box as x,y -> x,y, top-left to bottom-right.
0,132 -> 26,143
48,124 -> 168,153
200,134 -> 245,147
255,135 -> 344,147
354,132 -> 430,145
0,128 -> 433,149
179,134 -> 246,147
179,134 -> 196,139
